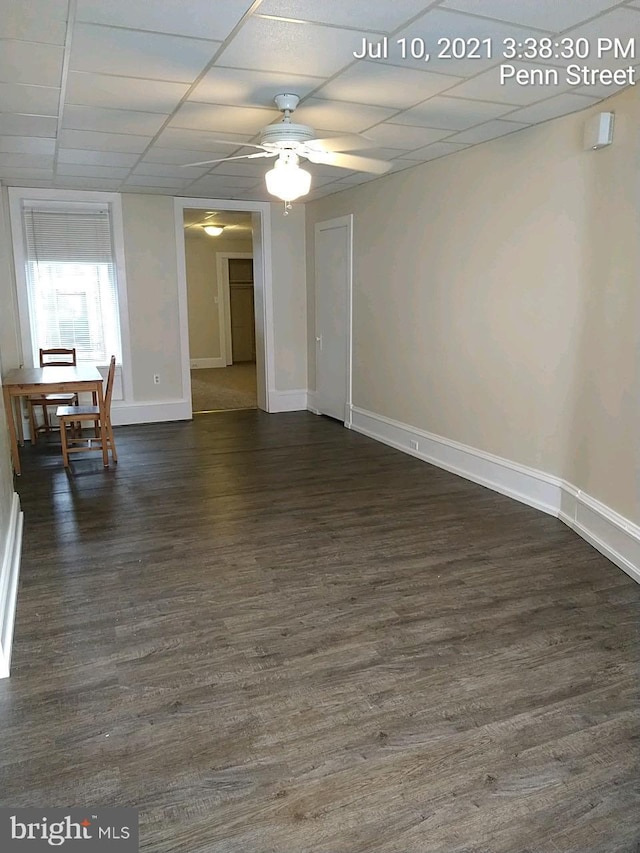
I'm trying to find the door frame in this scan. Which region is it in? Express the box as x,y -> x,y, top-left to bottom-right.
314,214 -> 353,427
174,198 -> 273,413
216,251 -> 253,366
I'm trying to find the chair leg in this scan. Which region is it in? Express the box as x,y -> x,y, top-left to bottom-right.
42,404 -> 51,433
60,419 -> 69,468
28,403 -> 37,445
107,421 -> 117,463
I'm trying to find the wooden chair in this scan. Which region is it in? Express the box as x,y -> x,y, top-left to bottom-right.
57,356 -> 118,468
28,347 -> 79,443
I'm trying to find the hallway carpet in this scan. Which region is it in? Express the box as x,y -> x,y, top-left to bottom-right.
190,363 -> 257,411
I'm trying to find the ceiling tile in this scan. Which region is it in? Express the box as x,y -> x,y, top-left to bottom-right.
0,83 -> 59,115
440,0 -> 624,33
0,135 -> 55,154
55,176 -> 124,190
541,8 -> 640,70
69,24 -> 220,83
188,174 -> 260,189
56,163 -> 131,179
0,151 -> 55,168
0,40 -> 64,87
257,0 -> 434,31
66,72 -> 189,112
57,148 -> 140,166
0,166 -> 53,179
448,118 -> 529,144
131,162 -> 209,179
0,114 -> 57,137
216,17 -> 370,78
0,0 -> 68,44
153,128 -> 252,151
393,95 -> 516,130
505,93 -> 600,124
399,140 -> 470,161
391,10 -> 551,76
445,62 -> 574,106
58,129 -> 152,153
63,105 -> 168,135
313,61 -> 462,109
363,123 -> 452,148
76,0 -> 254,40
189,67 -> 323,107
168,103 -> 273,134
291,99 -> 397,132
121,175 -> 189,188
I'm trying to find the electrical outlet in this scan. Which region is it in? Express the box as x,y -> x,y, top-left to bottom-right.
153,374 -> 160,385
409,439 -> 419,450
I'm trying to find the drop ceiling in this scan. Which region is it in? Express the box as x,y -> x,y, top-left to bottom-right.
0,0 -> 637,201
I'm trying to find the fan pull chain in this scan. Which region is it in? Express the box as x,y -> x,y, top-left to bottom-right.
283,201 -> 292,215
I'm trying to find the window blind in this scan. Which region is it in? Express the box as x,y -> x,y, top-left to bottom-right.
22,203 -> 122,366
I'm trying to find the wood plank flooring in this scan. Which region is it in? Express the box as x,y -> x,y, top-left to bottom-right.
1,411 -> 639,853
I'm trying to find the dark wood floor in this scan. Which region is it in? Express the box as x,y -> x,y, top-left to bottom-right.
1,411 -> 639,853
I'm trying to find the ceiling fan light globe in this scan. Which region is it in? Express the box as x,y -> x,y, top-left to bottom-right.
265,160 -> 311,201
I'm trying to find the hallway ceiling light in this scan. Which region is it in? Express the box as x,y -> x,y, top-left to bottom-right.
203,224 -> 224,236
265,152 -> 311,202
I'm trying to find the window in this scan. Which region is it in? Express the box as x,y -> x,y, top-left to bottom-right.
20,202 -> 122,366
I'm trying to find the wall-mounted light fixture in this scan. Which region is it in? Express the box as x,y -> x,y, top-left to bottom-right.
203,224 -> 225,236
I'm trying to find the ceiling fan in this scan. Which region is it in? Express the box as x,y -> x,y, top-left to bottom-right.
184,94 -> 392,203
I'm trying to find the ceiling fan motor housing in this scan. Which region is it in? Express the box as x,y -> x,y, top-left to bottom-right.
259,122 -> 316,150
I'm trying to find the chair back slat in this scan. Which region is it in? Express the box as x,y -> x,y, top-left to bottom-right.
40,347 -> 77,367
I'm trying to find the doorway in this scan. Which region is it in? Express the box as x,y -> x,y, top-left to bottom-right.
183,209 -> 257,413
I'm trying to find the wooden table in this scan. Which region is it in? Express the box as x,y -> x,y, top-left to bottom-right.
2,365 -> 108,475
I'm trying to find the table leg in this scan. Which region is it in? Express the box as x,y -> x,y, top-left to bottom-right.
2,387 -> 21,476
96,383 -> 109,468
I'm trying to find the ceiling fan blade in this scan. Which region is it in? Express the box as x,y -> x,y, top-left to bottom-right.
305,150 -> 392,174
182,151 -> 275,167
306,133 -> 375,152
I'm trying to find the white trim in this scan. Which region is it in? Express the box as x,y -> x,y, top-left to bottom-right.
0,493 -> 23,679
350,405 -> 640,584
216,251 -> 253,366
313,214 -> 353,425
6,188 -> 134,404
268,389 -> 308,412
174,198 -> 274,414
110,399 -> 190,425
190,357 -> 225,369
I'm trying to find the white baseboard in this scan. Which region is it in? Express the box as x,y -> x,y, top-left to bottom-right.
0,493 -> 23,679
111,399 -> 191,425
351,405 -> 640,585
268,390 -> 308,413
190,358 -> 226,369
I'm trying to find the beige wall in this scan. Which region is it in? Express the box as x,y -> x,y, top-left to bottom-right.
184,231 -> 252,362
270,203 -> 307,391
121,194 -> 184,401
306,84 -> 640,526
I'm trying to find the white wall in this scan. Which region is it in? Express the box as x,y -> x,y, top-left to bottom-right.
306,84 -> 640,532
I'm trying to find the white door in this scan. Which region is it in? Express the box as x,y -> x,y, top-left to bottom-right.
314,215 -> 352,423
